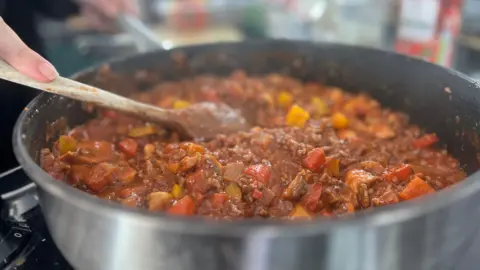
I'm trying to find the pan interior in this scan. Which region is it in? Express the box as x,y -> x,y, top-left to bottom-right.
18,40 -> 480,201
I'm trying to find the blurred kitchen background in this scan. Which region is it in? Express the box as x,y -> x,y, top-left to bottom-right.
38,0 -> 480,80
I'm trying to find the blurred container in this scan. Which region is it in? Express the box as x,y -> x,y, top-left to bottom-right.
264,0 -> 391,48
394,0 -> 463,67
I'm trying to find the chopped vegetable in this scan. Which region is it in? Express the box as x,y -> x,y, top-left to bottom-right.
121,197 -> 138,207
116,166 -> 137,183
211,193 -> 229,207
102,110 -> 118,119
261,93 -> 274,109
326,158 -> 340,177
278,91 -> 293,108
180,142 -> 205,155
128,125 -> 156,137
173,99 -> 191,109
252,189 -> 263,200
369,123 -> 396,139
359,161 -> 385,174
147,191 -> 172,211
143,144 -> 156,158
118,138 -> 138,157
58,135 -> 77,155
413,133 -> 439,148
384,164 -> 412,183
336,129 -> 357,141
303,183 -> 323,212
286,104 -> 310,128
399,176 -> 435,200
303,148 -> 326,172
185,170 -> 207,193
289,204 -> 311,219
311,97 -> 329,117
344,169 -> 376,194
282,172 -> 307,200
171,184 -> 184,199
331,112 -> 349,129
226,183 -> 242,200
84,163 -> 115,192
167,162 -> 180,174
167,195 -> 195,215
223,162 -> 245,181
346,202 -> 355,213
179,155 -> 199,172
245,164 -> 271,184
329,87 -> 344,103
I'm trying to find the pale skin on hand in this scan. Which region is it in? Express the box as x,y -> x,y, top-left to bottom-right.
0,17 -> 58,82
0,0 -> 137,82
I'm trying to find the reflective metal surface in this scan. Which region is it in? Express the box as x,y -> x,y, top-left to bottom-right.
13,41 -> 480,270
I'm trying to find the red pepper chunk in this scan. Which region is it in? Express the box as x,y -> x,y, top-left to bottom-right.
211,193 -> 229,208
252,189 -> 263,200
384,164 -> 412,183
168,196 -> 196,215
103,110 -> 117,119
413,133 -> 439,149
303,183 -> 323,212
118,138 -> 138,157
245,164 -> 271,184
303,148 -> 326,172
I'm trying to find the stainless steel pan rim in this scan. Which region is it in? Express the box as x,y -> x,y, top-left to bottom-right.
13,40 -> 480,238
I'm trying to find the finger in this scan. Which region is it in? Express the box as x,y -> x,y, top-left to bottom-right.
0,17 -> 57,82
122,0 -> 139,16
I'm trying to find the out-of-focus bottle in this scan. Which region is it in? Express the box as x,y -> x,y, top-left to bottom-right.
394,0 -> 463,67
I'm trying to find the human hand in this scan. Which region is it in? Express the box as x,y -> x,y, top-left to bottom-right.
0,17 -> 58,82
77,0 -> 139,31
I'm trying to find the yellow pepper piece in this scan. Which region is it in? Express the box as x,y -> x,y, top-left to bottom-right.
171,184 -> 183,199
327,159 -> 340,177
173,99 -> 191,110
225,183 -> 242,200
128,125 -> 156,137
58,135 -> 77,155
311,97 -> 330,117
286,104 -> 310,128
331,112 -> 349,129
277,91 -> 293,108
290,204 -> 311,218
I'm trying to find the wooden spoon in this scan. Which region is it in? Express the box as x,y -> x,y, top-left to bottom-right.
0,60 -> 249,140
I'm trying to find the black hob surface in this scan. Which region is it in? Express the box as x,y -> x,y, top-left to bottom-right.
0,167 -> 477,270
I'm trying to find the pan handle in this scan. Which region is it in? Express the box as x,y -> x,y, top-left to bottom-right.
0,166 -> 38,221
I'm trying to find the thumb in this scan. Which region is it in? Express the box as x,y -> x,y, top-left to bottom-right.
0,17 -> 58,82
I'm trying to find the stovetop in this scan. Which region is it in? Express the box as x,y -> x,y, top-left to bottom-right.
0,167 -> 72,270
0,167 -> 477,270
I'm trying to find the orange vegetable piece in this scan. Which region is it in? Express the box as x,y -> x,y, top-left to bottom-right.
413,133 -> 439,148
399,176 -> 435,200
167,196 -> 196,215
116,166 -> 137,183
384,164 -> 412,183
211,193 -> 229,207
331,112 -> 349,129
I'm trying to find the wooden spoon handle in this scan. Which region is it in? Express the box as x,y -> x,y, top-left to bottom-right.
0,59 -> 167,119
